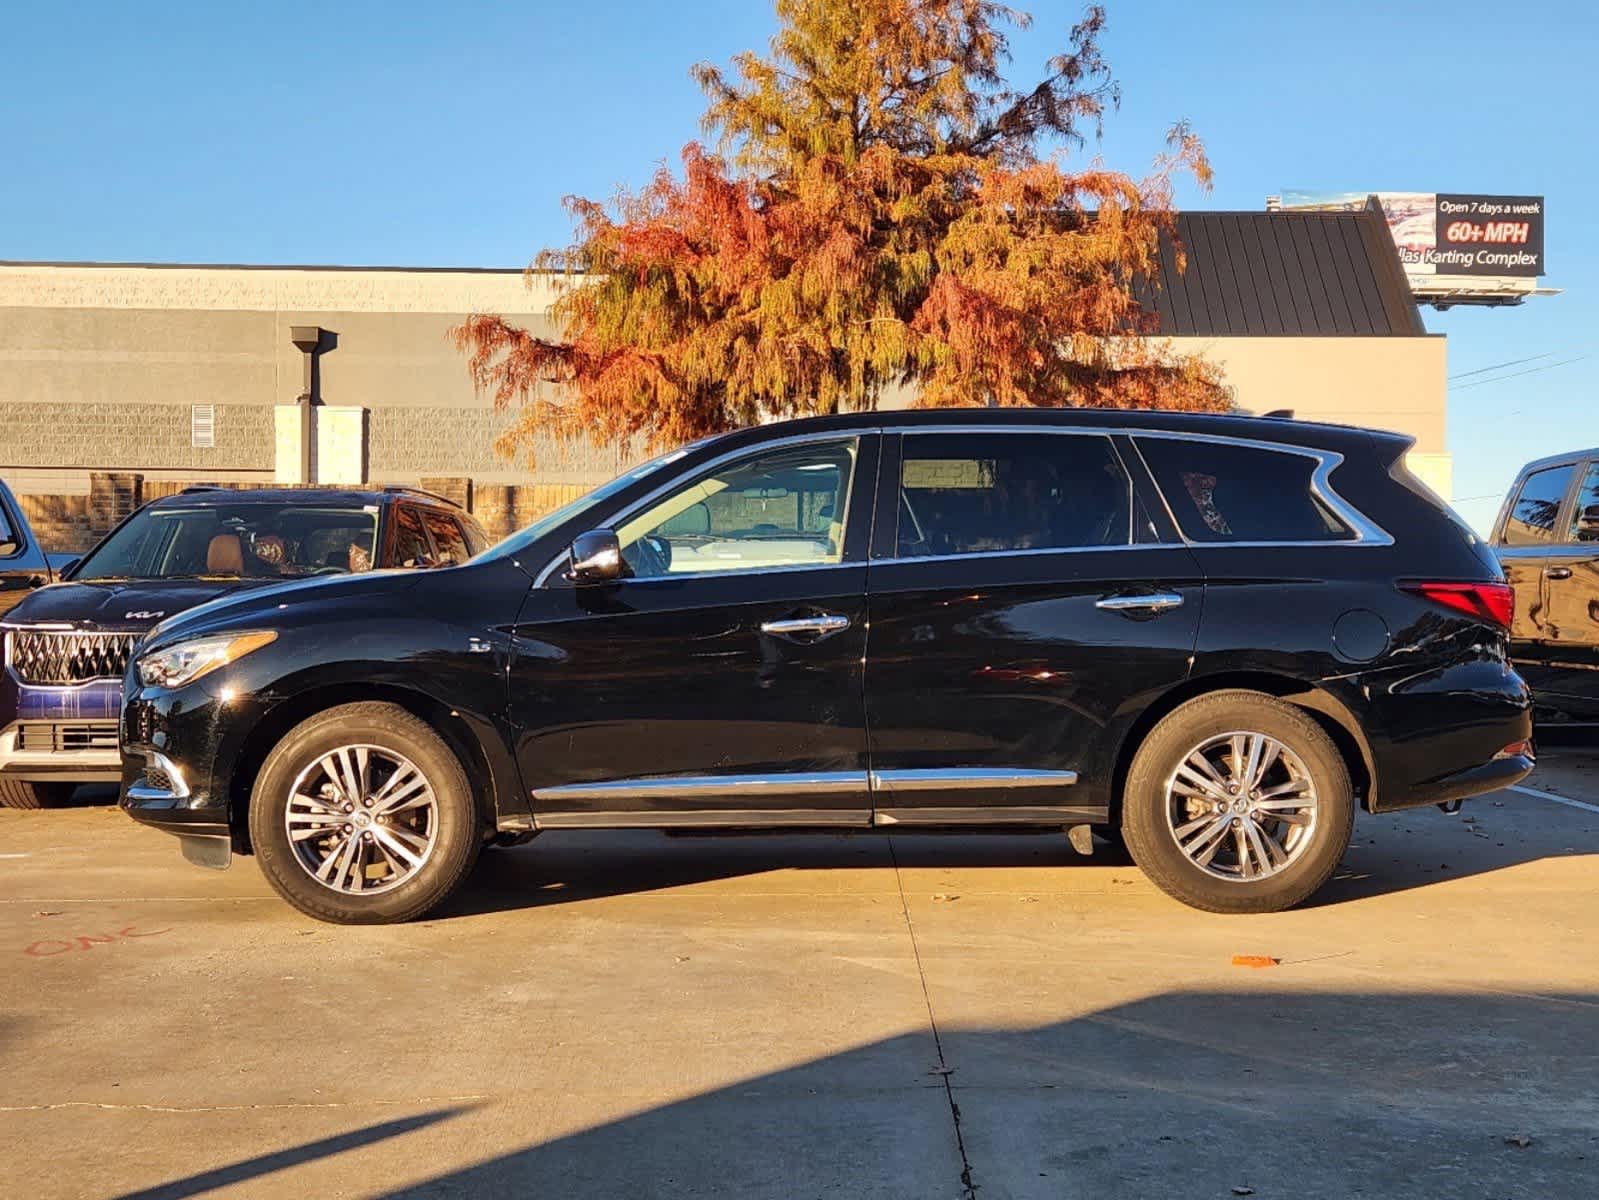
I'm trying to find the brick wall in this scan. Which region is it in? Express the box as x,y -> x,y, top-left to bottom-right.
0,402 -> 274,471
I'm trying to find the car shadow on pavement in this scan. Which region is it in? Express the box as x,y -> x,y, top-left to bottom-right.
108,991 -> 1599,1200
435,785 -> 1599,919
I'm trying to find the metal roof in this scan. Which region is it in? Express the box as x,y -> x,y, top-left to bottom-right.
1136,209 -> 1426,338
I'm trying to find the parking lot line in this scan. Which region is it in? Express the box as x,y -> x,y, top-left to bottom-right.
1509,783 -> 1599,815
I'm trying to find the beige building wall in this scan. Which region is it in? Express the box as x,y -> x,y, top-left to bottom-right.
1166,334 -> 1452,499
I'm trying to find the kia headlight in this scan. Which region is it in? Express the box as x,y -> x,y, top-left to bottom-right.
136,631 -> 277,689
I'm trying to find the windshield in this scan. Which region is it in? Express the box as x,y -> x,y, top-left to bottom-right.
72,503 -> 381,582
473,439 -> 717,565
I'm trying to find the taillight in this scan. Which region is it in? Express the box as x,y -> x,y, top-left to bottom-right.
1401,581 -> 1515,629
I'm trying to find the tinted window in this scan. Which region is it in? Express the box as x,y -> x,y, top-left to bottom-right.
1503,463 -> 1576,546
1136,437 -> 1351,544
391,505 -> 432,567
1566,464 -> 1599,544
0,502 -> 16,556
617,439 -> 857,577
72,503 -> 379,580
897,433 -> 1130,557
420,509 -> 470,566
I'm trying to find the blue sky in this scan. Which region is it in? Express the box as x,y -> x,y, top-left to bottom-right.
2,0 -> 1592,532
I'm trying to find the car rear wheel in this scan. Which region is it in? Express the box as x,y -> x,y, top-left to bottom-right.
1121,690 -> 1354,914
0,780 -> 76,810
249,702 -> 481,924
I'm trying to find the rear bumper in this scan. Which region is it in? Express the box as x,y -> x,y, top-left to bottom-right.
1360,655 -> 1535,813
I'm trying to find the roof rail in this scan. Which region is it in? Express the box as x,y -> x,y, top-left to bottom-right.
179,484 -> 228,494
381,485 -> 462,509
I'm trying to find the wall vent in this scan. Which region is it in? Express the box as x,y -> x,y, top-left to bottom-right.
191,404 -> 216,449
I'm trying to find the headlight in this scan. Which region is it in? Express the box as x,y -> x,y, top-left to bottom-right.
136,631 -> 277,689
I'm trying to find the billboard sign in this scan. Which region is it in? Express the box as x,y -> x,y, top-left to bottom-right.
1277,191 -> 1545,293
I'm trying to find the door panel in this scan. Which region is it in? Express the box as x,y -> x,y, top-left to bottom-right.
1497,461 -> 1583,703
864,548 -> 1202,820
1535,462 -> 1599,717
508,434 -> 878,824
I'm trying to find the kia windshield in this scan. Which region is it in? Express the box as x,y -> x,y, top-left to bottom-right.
71,503 -> 381,581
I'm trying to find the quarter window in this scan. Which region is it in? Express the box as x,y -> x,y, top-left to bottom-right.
896,433 -> 1131,558
1136,437 -> 1352,544
1568,464 -> 1599,544
616,439 -> 858,577
1503,463 -> 1576,546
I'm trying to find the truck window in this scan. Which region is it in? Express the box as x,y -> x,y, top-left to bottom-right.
1569,464 -> 1599,544
1503,464 -> 1577,546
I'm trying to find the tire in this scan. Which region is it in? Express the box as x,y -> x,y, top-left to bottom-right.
0,780 -> 76,810
248,702 -> 482,924
1121,690 -> 1354,914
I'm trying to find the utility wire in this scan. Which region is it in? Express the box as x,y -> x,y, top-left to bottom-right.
1449,353 -> 1557,381
1451,355 -> 1591,391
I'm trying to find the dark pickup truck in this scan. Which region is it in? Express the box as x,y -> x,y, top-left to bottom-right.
2,483 -> 488,808
1,479 -> 78,620
1494,450 -> 1599,722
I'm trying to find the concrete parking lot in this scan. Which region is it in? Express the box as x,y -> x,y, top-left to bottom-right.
3,746 -> 1597,1200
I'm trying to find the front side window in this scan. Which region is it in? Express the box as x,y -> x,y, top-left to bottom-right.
616,439 -> 858,577
1566,464 -> 1599,544
1503,463 -> 1576,546
896,433 -> 1131,558
1137,437 -> 1352,544
71,503 -> 380,581
0,502 -> 16,557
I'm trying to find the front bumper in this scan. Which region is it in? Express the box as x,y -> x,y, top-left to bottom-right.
120,684 -> 235,843
0,721 -> 122,782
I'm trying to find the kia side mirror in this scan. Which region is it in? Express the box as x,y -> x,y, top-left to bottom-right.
566,529 -> 624,584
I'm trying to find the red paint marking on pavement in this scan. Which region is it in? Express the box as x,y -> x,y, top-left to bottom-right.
21,926 -> 172,958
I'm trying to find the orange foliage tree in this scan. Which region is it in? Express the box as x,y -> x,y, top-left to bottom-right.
456,1 -> 1230,458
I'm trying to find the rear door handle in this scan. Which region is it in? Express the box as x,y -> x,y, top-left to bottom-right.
1546,566 -> 1573,580
1096,592 -> 1185,614
760,614 -> 851,638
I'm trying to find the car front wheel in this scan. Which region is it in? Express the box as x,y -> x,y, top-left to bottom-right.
249,702 -> 481,924
1121,690 -> 1354,914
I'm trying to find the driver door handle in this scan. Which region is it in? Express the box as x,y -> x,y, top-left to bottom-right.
1095,592 -> 1185,614
761,614 -> 851,638
1546,566 -> 1573,580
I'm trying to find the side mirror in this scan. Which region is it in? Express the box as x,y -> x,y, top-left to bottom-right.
566,529 -> 624,584
51,557 -> 80,580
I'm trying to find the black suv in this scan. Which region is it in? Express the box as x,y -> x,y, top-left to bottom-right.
119,410 -> 1533,923
3,486 -> 486,808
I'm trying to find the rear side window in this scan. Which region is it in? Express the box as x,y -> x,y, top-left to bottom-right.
1502,463 -> 1576,546
0,501 -> 17,556
1136,437 -> 1352,544
1570,464 -> 1599,544
391,505 -> 432,567
420,509 -> 470,566
897,433 -> 1131,557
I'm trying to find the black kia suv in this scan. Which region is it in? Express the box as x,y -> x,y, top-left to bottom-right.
118,410 -> 1533,923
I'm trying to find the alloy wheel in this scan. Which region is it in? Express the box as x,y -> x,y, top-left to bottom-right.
1163,731 -> 1319,882
284,744 -> 438,895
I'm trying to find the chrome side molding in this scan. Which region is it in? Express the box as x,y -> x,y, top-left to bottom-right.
869,767 -> 1079,793
533,771 -> 869,804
